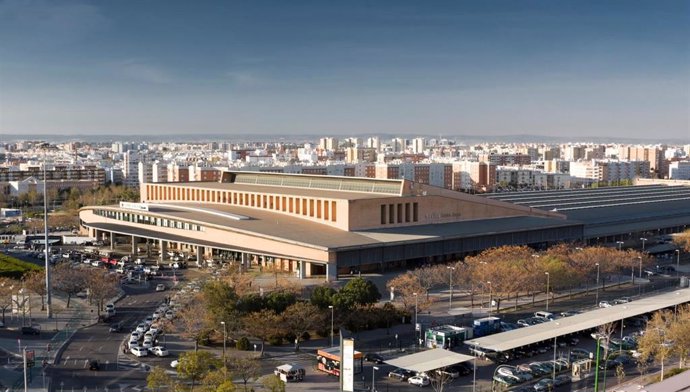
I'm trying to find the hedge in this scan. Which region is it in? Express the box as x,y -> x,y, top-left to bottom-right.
0,253 -> 42,279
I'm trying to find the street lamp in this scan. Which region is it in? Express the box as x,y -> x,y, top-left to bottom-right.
471,342 -> 478,392
545,272 -> 550,311
595,263 -> 601,305
638,256 -> 643,279
640,237 -> 647,252
447,266 -> 455,310
371,366 -> 379,392
676,249 -> 681,277
616,241 -> 624,251
486,281 -> 493,317
328,305 -> 334,347
41,147 -> 52,319
413,292 -> 418,344
220,321 -> 227,366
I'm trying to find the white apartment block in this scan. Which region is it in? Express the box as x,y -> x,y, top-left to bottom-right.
669,161 -> 690,180
569,160 -> 650,183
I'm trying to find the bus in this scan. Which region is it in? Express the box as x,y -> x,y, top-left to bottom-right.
315,347 -> 363,377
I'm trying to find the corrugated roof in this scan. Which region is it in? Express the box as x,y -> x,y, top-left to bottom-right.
385,348 -> 474,372
465,288 -> 690,353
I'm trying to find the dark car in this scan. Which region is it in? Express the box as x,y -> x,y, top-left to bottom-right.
364,353 -> 384,364
448,363 -> 472,376
388,368 -> 414,381
21,326 -> 40,335
109,323 -> 123,333
89,360 -> 100,371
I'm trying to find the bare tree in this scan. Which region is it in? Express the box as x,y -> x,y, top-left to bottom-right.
84,272 -> 120,317
228,357 -> 259,391
242,309 -> 280,357
24,270 -> 47,311
430,368 -> 453,392
52,263 -> 87,308
0,278 -> 17,325
638,311 -> 675,380
176,295 -> 210,352
281,302 -> 324,350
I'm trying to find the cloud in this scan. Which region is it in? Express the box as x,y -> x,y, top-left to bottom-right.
116,59 -> 173,85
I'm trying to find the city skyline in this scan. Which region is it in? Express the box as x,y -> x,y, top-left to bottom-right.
1,0 -> 688,139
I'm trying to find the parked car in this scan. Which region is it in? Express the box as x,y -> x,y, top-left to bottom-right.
388,368 -> 415,381
149,346 -> 169,357
109,323 -> 123,333
88,360 -> 100,371
408,375 -> 430,387
21,326 -> 40,335
130,346 -> 148,357
155,284 -> 166,292
598,301 -> 613,308
533,378 -> 555,391
364,353 -> 384,364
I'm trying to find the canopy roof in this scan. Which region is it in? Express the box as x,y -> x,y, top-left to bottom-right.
384,348 -> 474,372
466,288 -> 690,353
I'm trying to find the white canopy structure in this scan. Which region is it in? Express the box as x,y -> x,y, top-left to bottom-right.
384,348 -> 474,372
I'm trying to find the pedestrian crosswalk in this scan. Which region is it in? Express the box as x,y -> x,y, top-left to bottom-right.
116,353 -> 147,371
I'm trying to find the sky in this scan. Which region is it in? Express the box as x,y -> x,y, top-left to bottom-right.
0,0 -> 688,139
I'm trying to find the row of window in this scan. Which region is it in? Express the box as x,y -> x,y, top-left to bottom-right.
381,202 -> 419,224
146,184 -> 338,222
94,209 -> 205,232
233,173 -> 401,194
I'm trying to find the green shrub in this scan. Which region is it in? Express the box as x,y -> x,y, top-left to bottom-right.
268,335 -> 283,346
236,337 -> 250,351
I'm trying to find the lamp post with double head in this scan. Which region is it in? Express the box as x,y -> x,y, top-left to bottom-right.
220,321 -> 227,365
545,272 -> 550,311
616,241 -> 624,251
447,266 -> 455,310
371,366 -> 379,392
595,263 -> 601,305
638,256 -> 643,279
676,249 -> 681,277
640,237 -> 647,252
328,305 -> 334,347
486,281 -> 492,317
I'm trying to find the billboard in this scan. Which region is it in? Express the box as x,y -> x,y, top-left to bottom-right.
342,338 -> 355,392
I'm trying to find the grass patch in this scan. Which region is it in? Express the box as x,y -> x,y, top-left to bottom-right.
0,253 -> 42,279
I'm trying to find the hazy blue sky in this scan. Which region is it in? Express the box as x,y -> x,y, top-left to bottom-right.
1,0 -> 688,139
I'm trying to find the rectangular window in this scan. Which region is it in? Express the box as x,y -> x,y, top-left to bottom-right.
309,199 -> 315,217
381,205 -> 387,224
324,201 -> 329,220
397,203 -> 402,223
302,199 -> 308,215
289,197 -> 294,213
331,201 -> 337,222
413,202 -> 419,222
389,204 -> 395,224
316,200 -> 322,219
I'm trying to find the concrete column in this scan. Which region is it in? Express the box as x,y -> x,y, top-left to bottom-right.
326,263 -> 337,282
196,246 -> 203,266
241,252 -> 249,272
131,236 -> 137,255
110,233 -> 115,250
297,261 -> 306,279
160,240 -> 167,263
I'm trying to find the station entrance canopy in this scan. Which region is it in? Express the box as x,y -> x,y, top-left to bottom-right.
384,348 -> 474,373
465,288 -> 690,353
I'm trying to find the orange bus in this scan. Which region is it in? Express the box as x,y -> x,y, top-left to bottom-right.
315,347 -> 364,377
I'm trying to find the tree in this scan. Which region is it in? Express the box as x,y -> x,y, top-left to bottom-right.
430,368 -> 453,392
228,357 -> 259,391
242,309 -> 280,357
84,271 -> 120,317
200,369 -> 236,392
637,311 -> 674,381
336,277 -> 381,307
673,230 -> 690,252
411,265 -> 443,301
177,350 -> 220,392
176,296 -> 210,352
0,278 -> 17,325
261,375 -> 285,392
386,272 -> 425,312
264,290 -> 296,313
52,263 -> 87,308
310,285 -> 336,309
669,305 -> 690,368
281,302 -> 324,350
147,366 -> 174,392
24,270 -> 47,311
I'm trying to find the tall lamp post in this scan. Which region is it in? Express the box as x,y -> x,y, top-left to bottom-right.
640,237 -> 647,252
616,241 -> 624,251
447,266 -> 455,310
638,256 -> 643,279
595,263 -> 601,305
486,281 -> 493,317
42,148 -> 52,319
328,305 -> 334,347
545,272 -> 550,311
413,293 -> 418,344
676,249 -> 681,277
371,366 -> 379,392
220,321 -> 227,366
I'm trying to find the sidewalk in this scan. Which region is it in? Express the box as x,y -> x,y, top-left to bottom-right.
0,288 -> 124,392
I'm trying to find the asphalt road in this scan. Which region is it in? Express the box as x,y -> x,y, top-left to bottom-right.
47,278 -> 172,392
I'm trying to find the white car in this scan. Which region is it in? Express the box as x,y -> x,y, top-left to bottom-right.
408,375 -> 430,387
165,310 -> 175,320
130,331 -> 141,340
149,346 -> 169,357
135,258 -> 145,265
599,301 -> 613,308
106,303 -> 115,312
155,284 -> 166,292
128,339 -> 140,349
142,339 -> 153,349
136,323 -> 147,333
148,327 -> 160,336
152,310 -> 162,319
144,316 -> 154,326
170,360 -> 179,368
130,346 -> 148,357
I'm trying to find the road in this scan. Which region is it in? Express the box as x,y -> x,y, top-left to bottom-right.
47,278 -> 172,392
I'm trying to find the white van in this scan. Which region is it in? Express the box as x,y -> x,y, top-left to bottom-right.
534,311 -> 555,320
